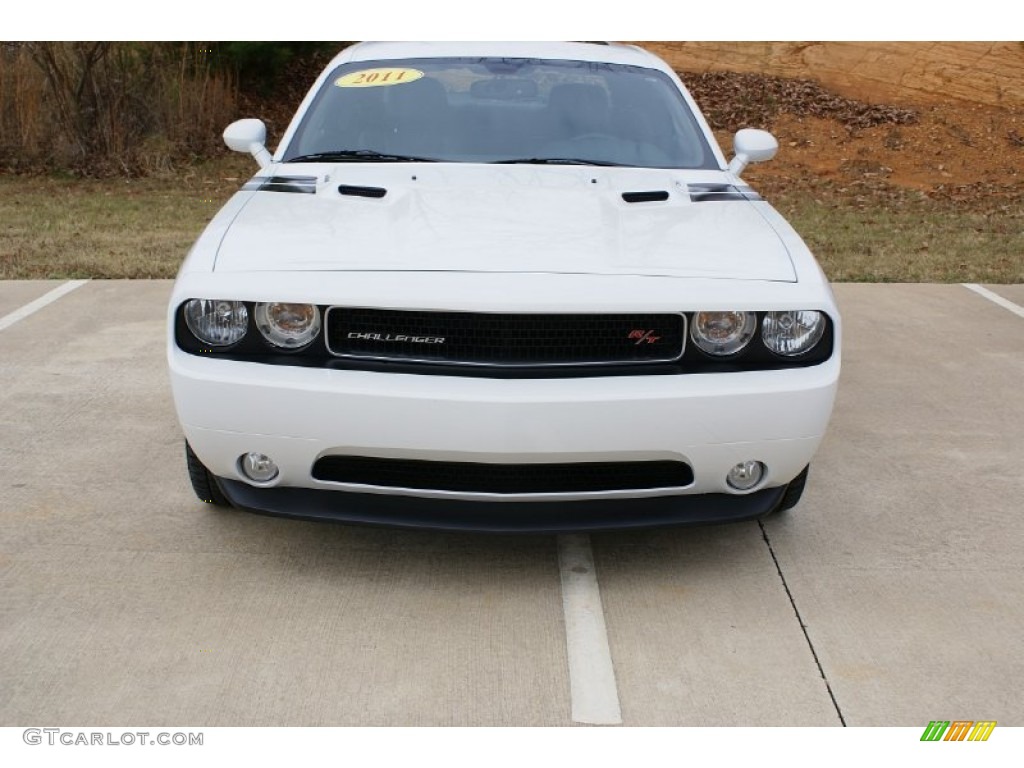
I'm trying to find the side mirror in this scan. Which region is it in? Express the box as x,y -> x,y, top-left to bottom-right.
224,118 -> 272,169
728,128 -> 778,176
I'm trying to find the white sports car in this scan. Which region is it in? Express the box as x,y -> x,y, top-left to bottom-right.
167,41 -> 841,531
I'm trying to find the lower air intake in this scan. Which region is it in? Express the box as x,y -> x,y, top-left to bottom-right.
312,456 -> 694,494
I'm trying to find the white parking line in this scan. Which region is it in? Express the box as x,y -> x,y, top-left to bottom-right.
557,534 -> 622,725
962,283 -> 1024,319
0,280 -> 89,332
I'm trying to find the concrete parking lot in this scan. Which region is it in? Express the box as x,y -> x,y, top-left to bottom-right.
1,280 -> 1021,726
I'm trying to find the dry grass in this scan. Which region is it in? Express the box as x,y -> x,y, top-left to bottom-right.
770,187 -> 1024,283
0,156 -> 250,279
0,157 -> 1021,283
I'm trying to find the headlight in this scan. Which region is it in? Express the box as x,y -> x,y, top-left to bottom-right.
690,311 -> 756,356
184,299 -> 248,346
762,311 -> 826,356
255,302 -> 321,349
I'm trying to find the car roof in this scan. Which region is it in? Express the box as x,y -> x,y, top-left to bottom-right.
332,41 -> 671,73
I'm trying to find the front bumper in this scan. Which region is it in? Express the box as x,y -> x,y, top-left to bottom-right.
169,347 -> 838,527
215,479 -> 788,533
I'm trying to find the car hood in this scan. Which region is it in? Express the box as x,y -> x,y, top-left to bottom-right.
213,164 -> 796,282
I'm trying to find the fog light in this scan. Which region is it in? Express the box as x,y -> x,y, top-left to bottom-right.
241,452 -> 278,483
727,460 -> 764,491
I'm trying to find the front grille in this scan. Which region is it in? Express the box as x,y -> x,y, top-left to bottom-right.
312,456 -> 694,494
325,308 -> 685,367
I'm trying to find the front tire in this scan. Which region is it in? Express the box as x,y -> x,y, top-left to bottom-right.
185,441 -> 231,507
776,465 -> 809,513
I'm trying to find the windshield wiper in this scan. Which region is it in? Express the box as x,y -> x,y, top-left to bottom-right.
288,149 -> 439,163
493,157 -> 625,167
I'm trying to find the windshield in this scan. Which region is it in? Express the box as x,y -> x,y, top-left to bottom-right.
283,57 -> 717,169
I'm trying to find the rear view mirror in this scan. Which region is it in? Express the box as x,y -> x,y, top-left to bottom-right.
470,78 -> 539,101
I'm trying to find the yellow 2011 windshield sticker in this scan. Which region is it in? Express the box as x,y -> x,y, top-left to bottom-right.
335,68 -> 425,88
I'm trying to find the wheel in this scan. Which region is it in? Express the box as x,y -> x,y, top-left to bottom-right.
776,465 -> 809,513
185,441 -> 231,507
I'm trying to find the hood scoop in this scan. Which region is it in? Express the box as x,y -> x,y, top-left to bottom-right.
622,190 -> 669,203
338,184 -> 387,199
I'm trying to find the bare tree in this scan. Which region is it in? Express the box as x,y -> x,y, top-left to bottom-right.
27,42 -> 113,161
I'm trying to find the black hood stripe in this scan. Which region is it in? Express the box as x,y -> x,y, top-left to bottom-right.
241,176 -> 317,194
688,183 -> 762,202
